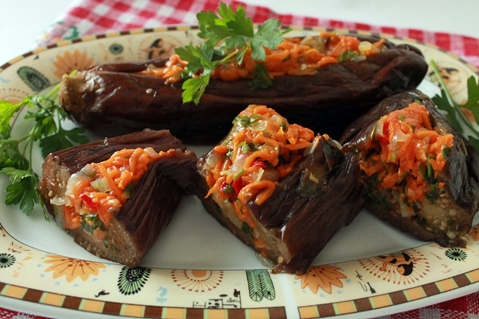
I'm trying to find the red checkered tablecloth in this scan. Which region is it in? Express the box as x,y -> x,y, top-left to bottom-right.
3,0 -> 479,318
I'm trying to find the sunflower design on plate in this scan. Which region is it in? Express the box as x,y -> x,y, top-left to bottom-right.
294,265 -> 347,295
52,49 -> 95,79
171,269 -> 223,292
0,87 -> 30,104
43,254 -> 106,282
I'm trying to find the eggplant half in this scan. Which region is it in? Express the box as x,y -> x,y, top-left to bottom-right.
340,90 -> 479,247
196,104 -> 363,274
38,130 -> 197,267
59,33 -> 428,143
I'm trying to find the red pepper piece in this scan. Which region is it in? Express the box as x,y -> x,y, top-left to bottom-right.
252,160 -> 267,168
80,194 -> 98,211
232,179 -> 244,194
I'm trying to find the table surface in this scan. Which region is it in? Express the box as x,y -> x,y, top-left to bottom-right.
1,0 -> 479,65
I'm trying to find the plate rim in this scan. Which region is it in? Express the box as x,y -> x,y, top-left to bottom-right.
1,25 -> 479,319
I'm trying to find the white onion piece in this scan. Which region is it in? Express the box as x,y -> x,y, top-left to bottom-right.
65,166 -> 95,198
50,196 -> 66,206
253,168 -> 265,183
226,153 -> 247,176
205,151 -> 223,171
358,41 -> 372,52
144,147 -> 159,157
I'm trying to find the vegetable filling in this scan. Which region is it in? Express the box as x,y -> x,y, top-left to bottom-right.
202,105 -> 316,255
359,102 -> 454,215
140,33 -> 385,84
61,147 -> 171,237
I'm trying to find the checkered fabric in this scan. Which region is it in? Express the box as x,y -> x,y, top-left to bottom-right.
36,0 -> 479,68
3,0 -> 479,318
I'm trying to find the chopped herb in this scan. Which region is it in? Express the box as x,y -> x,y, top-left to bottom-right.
242,222 -> 252,234
233,168 -> 245,180
233,114 -> 261,127
226,147 -> 233,158
239,141 -> 251,153
425,183 -> 441,203
442,146 -> 452,160
338,50 -> 359,62
81,213 -> 106,234
222,184 -> 235,194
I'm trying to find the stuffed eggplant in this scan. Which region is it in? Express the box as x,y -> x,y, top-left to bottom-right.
340,90 -> 479,247
59,32 -> 428,143
38,130 -> 197,267
196,104 -> 363,274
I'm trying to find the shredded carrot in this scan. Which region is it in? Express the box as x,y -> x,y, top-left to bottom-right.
63,147 -> 176,230
359,102 -> 454,205
138,33 -> 385,84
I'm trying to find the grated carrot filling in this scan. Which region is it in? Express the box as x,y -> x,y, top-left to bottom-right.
359,102 -> 454,206
64,147 -> 175,230
204,104 -> 315,241
139,33 -> 385,84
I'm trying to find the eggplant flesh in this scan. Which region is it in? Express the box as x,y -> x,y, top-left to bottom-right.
340,90 -> 479,247
38,130 -> 198,267
197,134 -> 363,274
59,35 -> 428,143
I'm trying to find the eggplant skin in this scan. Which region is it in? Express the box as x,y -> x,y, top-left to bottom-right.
197,136 -> 364,274
340,90 -> 479,247
59,35 -> 428,143
38,130 -> 198,267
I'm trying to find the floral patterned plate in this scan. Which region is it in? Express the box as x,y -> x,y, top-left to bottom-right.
1,26 -> 479,319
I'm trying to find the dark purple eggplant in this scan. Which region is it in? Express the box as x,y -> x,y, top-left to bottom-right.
38,130 -> 198,267
196,105 -> 363,274
340,90 -> 479,247
59,34 -> 428,143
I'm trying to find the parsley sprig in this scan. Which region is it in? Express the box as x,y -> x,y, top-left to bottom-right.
430,60 -> 479,151
175,2 -> 291,104
0,80 -> 89,219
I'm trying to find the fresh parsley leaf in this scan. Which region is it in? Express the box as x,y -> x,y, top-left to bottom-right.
0,139 -> 26,169
2,167 -> 39,216
176,2 -> 290,104
175,44 -> 214,74
0,78 -> 89,219
460,76 -> 479,121
182,75 -> 211,105
39,126 -> 89,158
0,100 -> 22,139
432,89 -> 463,130
250,18 -> 284,61
250,63 -> 272,90
430,59 -> 479,152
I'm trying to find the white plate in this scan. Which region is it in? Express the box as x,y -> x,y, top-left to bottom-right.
1,26 -> 479,319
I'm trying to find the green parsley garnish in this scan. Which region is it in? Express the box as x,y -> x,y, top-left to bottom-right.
175,2 -> 291,104
0,79 -> 89,219
430,60 -> 479,151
